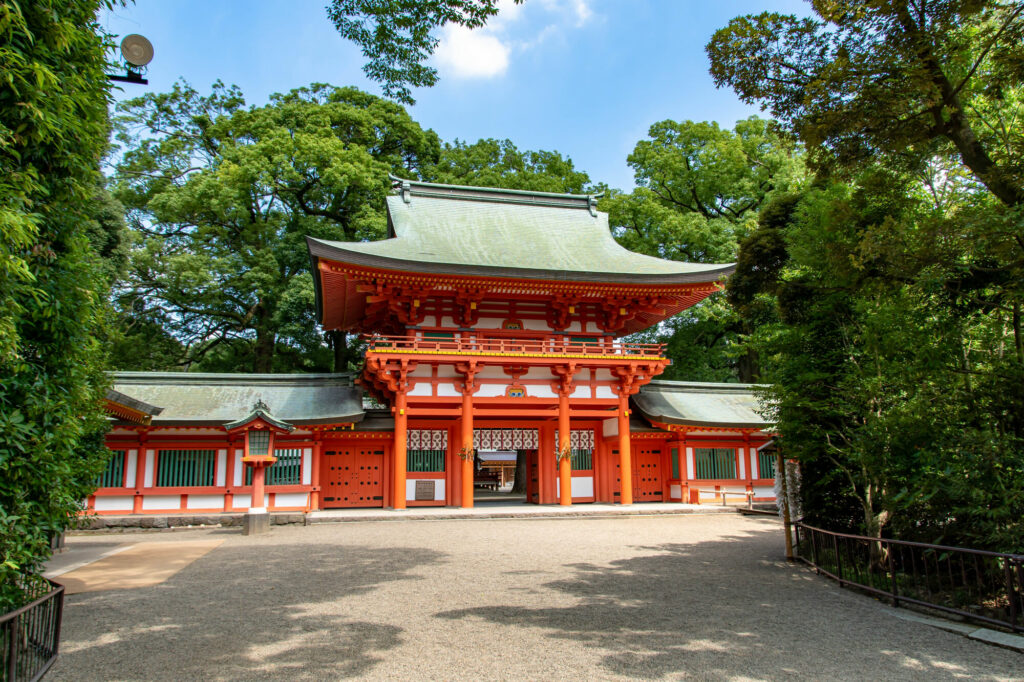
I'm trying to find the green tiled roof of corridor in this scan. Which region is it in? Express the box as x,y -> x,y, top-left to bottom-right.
632,380 -> 771,429
307,180 -> 735,285
109,372 -> 364,427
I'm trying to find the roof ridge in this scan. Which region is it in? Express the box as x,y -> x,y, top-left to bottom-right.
111,371 -> 355,384
388,174 -> 602,213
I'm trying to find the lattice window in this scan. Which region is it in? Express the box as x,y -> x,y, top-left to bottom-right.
96,451 -> 125,488
245,448 -> 304,485
157,450 -> 216,487
570,449 -> 592,470
408,450 -> 446,472
693,448 -> 737,480
758,450 -> 777,479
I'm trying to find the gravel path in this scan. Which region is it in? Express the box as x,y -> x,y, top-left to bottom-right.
50,515 -> 1022,681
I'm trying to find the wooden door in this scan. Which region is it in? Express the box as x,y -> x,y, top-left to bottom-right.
633,445 -> 663,502
612,445 -> 664,502
322,446 -> 384,508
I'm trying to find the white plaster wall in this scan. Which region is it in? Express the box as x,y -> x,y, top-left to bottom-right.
302,448 -> 312,485
408,383 -> 433,396
686,448 -> 695,480
738,449 -> 746,479
409,365 -> 434,378
144,450 -> 155,487
594,386 -> 615,399
142,495 -> 179,511
437,383 -> 461,397
275,493 -> 308,507
523,319 -> 551,331
555,477 -> 595,498
187,494 -> 224,509
594,369 -> 614,381
476,384 -> 509,398
216,450 -> 227,486
670,484 -> 682,500
233,494 -> 269,509
124,449 -> 137,488
94,496 -> 133,512
233,449 -> 244,487
477,366 -> 507,379
440,316 -> 457,328
603,417 -> 618,438
749,448 -> 759,479
405,479 -> 445,501
435,365 -> 458,378
529,384 -> 557,398
754,485 -> 776,499
566,321 -> 582,332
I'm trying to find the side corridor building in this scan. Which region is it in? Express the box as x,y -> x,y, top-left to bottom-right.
95,179 -> 774,515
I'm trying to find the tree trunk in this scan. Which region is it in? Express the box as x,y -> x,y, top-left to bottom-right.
510,450 -> 527,494
329,330 -> 348,372
253,325 -> 276,373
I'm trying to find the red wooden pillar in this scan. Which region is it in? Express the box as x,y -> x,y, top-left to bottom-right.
537,423 -> 555,504
310,431 -> 323,511
461,391 -> 474,508
394,390 -> 408,510
558,393 -> 572,505
251,463 -> 267,511
224,434 -> 236,512
617,394 -> 633,505
133,431 -> 148,514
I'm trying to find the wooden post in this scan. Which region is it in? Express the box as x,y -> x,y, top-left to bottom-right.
393,390 -> 408,510
310,432 -> 322,511
558,392 -> 572,505
617,395 -> 633,505
778,451 -> 794,561
461,391 -> 474,509
251,464 -> 267,511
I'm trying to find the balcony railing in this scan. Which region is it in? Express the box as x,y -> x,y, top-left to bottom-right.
363,334 -> 666,358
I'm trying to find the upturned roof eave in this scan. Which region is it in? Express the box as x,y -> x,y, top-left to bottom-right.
307,236 -> 736,286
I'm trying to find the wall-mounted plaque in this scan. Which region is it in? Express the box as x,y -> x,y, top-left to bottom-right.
414,480 -> 435,501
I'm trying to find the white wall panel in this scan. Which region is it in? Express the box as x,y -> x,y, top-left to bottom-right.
216,450 -> 227,486
187,494 -> 224,509
94,496 -> 134,512
144,450 -> 155,487
302,448 -> 312,485
274,493 -> 308,507
142,495 -> 179,511
125,449 -> 137,488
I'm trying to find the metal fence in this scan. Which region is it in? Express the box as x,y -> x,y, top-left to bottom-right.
794,522 -> 1024,632
1,580 -> 64,682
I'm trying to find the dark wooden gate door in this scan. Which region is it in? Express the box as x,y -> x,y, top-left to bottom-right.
322,446 -> 384,508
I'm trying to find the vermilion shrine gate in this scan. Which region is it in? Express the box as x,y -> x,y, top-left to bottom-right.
96,179 -> 775,515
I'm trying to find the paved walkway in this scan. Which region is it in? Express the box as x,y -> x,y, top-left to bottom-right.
49,515 -> 1022,681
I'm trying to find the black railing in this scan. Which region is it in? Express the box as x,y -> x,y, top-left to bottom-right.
1,581 -> 64,682
794,522 -> 1024,632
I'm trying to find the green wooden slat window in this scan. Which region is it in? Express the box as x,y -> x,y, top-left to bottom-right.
96,451 -> 125,488
671,447 -> 680,479
245,448 -> 304,485
408,450 -> 446,473
570,448 -> 592,470
423,332 -> 455,339
156,450 -> 217,487
569,336 -> 597,345
693,448 -> 737,480
758,451 -> 777,479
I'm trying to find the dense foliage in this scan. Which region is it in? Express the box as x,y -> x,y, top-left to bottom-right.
111,82 -> 442,373
0,0 -> 114,610
603,117 -> 804,382
713,1 -> 1024,552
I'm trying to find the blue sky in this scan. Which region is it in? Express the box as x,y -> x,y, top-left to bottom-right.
102,0 -> 809,191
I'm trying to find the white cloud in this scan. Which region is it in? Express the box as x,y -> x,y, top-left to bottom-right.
434,25 -> 510,79
432,0 -> 594,80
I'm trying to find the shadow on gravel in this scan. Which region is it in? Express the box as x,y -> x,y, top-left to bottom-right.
51,542 -> 445,681
435,523 -> 1015,680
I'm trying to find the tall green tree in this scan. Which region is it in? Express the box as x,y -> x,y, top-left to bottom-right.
707,0 -> 1024,207
111,82 -> 442,373
428,138 -> 597,194
0,0 -> 114,609
603,117 -> 804,382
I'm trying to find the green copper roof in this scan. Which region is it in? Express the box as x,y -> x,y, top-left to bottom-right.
307,179 -> 735,285
632,380 -> 771,429
109,373 -> 364,427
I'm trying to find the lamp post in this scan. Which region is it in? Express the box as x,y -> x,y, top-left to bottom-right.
226,400 -> 293,535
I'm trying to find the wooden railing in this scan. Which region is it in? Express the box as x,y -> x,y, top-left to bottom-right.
363,334 -> 666,358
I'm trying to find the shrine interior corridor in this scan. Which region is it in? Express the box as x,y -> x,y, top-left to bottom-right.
49,515 -> 1020,681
